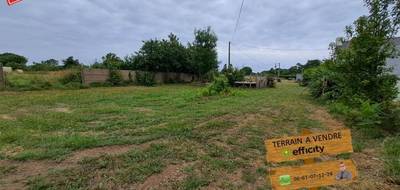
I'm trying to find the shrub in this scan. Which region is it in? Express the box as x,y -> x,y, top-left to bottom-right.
6,73 -> 54,91
221,64 -> 244,86
60,71 -> 82,85
304,60 -> 341,100
202,75 -> 230,96
136,71 -> 155,86
108,69 -> 123,86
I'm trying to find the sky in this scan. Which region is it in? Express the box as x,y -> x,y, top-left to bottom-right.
0,0 -> 367,72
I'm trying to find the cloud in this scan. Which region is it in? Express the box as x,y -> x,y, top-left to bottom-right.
0,0 -> 367,71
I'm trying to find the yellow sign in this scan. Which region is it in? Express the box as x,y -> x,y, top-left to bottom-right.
265,129 -> 353,163
269,159 -> 358,190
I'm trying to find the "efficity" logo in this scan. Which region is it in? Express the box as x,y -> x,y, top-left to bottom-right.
7,0 -> 23,6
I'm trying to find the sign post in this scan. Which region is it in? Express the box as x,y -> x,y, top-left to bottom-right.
302,129 -> 318,190
265,129 -> 357,190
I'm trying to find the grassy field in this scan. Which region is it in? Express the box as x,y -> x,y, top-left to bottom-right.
0,82 -> 398,189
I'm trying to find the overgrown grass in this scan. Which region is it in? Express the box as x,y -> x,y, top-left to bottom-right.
2,82 -> 397,189
383,136 -> 400,184
0,82 -> 322,189
4,70 -> 83,91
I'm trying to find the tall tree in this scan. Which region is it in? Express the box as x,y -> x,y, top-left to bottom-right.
62,56 -> 81,69
335,0 -> 400,103
240,66 -> 253,75
101,53 -> 124,69
0,53 -> 28,70
188,27 -> 219,77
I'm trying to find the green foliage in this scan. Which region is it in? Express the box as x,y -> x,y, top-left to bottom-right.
306,0 -> 400,133
92,53 -> 125,70
189,27 -> 219,77
5,71 -> 83,91
107,69 -> 123,86
240,66 -> 253,76
221,64 -> 245,86
60,71 -> 82,85
261,60 -> 321,77
131,27 -> 219,79
62,56 -> 81,69
0,52 -> 28,70
5,74 -> 52,91
202,75 -> 230,96
383,136 -> 400,184
29,59 -> 60,71
133,33 -> 189,73
135,71 -> 155,86
303,60 -> 341,100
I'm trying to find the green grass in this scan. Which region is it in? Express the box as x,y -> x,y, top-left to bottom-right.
4,70 -> 83,91
383,136 -> 400,184
0,82 -> 348,189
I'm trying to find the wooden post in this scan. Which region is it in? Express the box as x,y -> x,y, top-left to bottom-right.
228,41 -> 231,66
0,65 -> 4,90
302,129 -> 319,190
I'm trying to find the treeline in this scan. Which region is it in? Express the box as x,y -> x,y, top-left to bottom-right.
0,27 -> 219,79
260,60 -> 322,78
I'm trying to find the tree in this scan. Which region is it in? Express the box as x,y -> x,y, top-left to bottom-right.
240,66 -> 253,76
101,53 -> 124,69
133,33 -> 189,73
188,27 -> 219,77
0,53 -> 28,70
62,56 -> 81,69
30,59 -> 60,71
335,0 -> 400,104
303,60 -> 322,70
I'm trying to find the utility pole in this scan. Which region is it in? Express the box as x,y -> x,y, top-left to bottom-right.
278,63 -> 281,79
228,41 -> 231,66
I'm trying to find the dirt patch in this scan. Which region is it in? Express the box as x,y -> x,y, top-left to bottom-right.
0,142 -> 157,189
310,108 -> 345,130
134,107 -> 154,114
345,149 -> 400,190
0,114 -> 16,121
135,163 -> 192,190
0,160 -> 58,190
1,146 -> 24,158
63,144 -> 140,164
52,107 -> 72,113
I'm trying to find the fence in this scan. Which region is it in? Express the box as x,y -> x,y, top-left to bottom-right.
81,69 -> 197,86
234,76 -> 274,88
0,66 -> 5,90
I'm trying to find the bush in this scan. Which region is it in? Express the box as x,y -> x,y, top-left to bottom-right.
107,70 -> 123,86
383,136 -> 400,184
304,60 -> 341,100
60,72 -> 82,85
6,73 -> 55,91
202,76 -> 230,96
136,71 -> 155,86
221,64 -> 244,86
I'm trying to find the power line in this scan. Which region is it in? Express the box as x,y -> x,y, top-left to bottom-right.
231,0 -> 246,42
234,44 -> 329,52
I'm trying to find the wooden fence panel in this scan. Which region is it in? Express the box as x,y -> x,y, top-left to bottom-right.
81,69 -> 110,85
